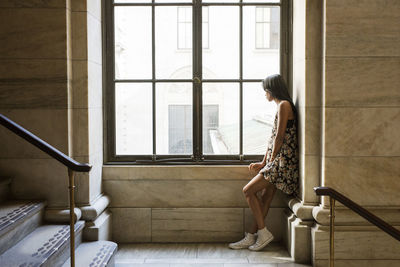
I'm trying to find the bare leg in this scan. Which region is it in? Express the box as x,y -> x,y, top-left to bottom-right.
249,180 -> 277,234
243,174 -> 273,232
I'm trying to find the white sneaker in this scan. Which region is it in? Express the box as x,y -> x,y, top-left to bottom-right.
248,227 -> 274,251
228,232 -> 257,249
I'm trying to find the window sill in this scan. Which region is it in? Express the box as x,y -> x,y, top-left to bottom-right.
102,165 -> 254,180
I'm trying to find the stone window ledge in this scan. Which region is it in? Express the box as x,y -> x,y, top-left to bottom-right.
102,165 -> 254,180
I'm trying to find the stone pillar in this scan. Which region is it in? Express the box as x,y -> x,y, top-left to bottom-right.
284,0 -> 323,263
312,0 -> 400,266
68,0 -> 111,240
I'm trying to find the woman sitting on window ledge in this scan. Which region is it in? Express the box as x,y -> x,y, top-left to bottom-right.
229,74 -> 299,251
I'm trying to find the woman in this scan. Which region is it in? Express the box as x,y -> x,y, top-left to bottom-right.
229,74 -> 299,251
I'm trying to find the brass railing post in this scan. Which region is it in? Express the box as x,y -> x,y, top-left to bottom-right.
68,168 -> 75,267
329,196 -> 335,267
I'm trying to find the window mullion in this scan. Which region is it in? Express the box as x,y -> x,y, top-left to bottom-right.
152,0 -> 156,159
192,0 -> 203,160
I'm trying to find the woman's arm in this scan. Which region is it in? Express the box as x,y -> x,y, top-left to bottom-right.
261,149 -> 270,165
270,101 -> 291,162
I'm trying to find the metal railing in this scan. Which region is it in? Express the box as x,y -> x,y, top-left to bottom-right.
314,186 -> 400,267
0,114 -> 91,267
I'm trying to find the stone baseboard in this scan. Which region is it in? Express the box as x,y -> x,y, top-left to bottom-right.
314,259 -> 400,267
110,207 -> 285,243
44,207 -> 82,223
80,194 -> 110,221
311,224 -> 400,264
83,209 -> 112,241
283,208 -> 313,264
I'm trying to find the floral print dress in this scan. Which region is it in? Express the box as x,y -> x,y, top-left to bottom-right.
259,111 -> 299,197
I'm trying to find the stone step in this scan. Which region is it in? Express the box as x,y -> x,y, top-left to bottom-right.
0,220 -> 85,267
0,200 -> 46,254
62,240 -> 118,267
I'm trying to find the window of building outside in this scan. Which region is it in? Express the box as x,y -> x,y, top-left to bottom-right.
178,7 -> 209,49
106,0 -> 289,164
255,7 -> 279,49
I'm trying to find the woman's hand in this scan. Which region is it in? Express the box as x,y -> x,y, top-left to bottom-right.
248,162 -> 266,173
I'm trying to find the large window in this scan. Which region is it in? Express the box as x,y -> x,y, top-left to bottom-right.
106,0 -> 290,164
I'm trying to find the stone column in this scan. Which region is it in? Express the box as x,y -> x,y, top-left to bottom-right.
284,0 -> 323,263
67,0 -> 111,240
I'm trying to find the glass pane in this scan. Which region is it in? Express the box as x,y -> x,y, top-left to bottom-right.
203,7 -> 239,79
203,83 -> 239,155
115,7 -> 152,79
243,83 -> 277,154
156,83 -> 193,155
115,83 -> 153,155
243,6 -> 280,79
156,0 -> 192,2
202,7 -> 209,49
243,0 -> 280,3
203,0 -> 238,3
115,0 -> 151,3
156,7 -> 193,79
155,0 -> 192,3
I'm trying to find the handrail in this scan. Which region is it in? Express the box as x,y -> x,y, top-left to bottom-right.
0,114 -> 91,172
314,186 -> 400,241
0,113 -> 91,267
315,186 -> 400,267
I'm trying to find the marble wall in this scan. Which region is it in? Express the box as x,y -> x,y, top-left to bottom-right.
0,0 -> 104,210
284,0 -> 323,263
70,0 -> 104,206
103,166 -> 288,243
0,0 -> 70,207
312,0 -> 400,265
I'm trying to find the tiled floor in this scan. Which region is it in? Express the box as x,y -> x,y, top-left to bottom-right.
115,242 -> 311,267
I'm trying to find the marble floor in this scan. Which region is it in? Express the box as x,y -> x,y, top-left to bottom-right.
115,242 -> 311,267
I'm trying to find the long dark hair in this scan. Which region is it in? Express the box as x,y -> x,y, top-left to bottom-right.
262,74 -> 297,117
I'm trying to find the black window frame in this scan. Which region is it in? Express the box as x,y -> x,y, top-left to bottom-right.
103,0 -> 292,165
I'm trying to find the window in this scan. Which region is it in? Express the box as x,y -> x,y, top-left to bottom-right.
178,7 -> 209,50
255,7 -> 280,49
106,0 -> 290,164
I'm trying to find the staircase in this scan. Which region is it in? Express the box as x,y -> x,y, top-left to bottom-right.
0,177 -> 118,267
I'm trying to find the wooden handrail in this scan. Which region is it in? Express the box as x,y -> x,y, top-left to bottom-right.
0,114 -> 91,172
314,186 -> 400,242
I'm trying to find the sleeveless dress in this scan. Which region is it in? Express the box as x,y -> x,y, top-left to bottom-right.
259,111 -> 299,197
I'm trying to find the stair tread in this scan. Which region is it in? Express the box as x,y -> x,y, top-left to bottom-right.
0,221 -> 84,267
0,200 -> 45,236
62,241 -> 118,267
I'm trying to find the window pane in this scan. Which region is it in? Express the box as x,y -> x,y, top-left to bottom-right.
243,83 -> 277,154
156,7 -> 192,78
243,6 -> 280,79
203,83 -> 239,155
156,83 -> 193,155
202,7 -> 209,49
243,0 -> 280,3
115,0 -> 150,3
156,0 -> 192,2
115,7 -> 152,79
115,83 -> 153,155
203,0 -> 238,3
203,7 -> 239,79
